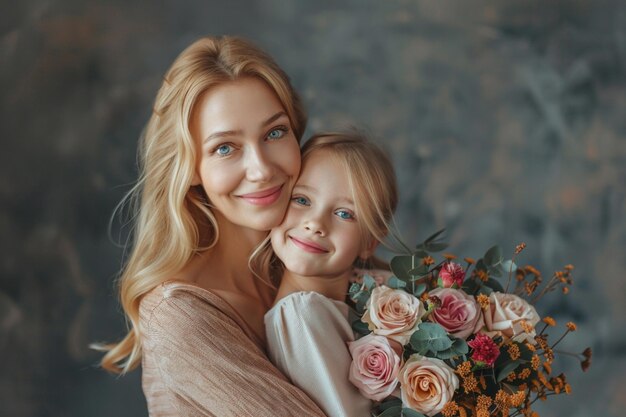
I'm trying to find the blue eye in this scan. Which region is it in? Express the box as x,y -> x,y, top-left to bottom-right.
215,144 -> 233,156
267,127 -> 287,140
292,196 -> 310,206
335,210 -> 354,220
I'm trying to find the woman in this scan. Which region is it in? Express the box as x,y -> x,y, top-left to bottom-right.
99,36 -> 325,416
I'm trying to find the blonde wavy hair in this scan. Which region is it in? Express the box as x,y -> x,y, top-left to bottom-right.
251,132 -> 402,286
97,36 -> 307,374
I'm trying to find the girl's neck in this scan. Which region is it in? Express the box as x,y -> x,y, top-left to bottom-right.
275,269 -> 351,304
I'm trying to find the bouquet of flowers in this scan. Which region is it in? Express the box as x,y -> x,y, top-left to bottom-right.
348,230 -> 591,417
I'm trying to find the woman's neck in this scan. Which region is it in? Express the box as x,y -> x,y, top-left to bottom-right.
274,269 -> 351,304
186,210 -> 269,294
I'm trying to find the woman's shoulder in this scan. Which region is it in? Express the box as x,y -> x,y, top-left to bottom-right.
139,281 -> 235,330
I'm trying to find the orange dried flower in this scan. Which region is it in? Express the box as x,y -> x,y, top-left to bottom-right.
476,294 -> 490,309
463,374 -> 479,393
456,361 -> 472,377
531,354 -> 540,370
423,256 -> 435,266
510,390 -> 526,407
515,243 -> 527,254
564,264 -> 574,271
508,343 -> 521,360
542,316 -> 556,327
441,401 -> 459,417
562,286 -> 570,294
519,368 -> 531,379
476,269 -> 489,282
566,322 -> 577,331
464,257 -> 475,265
443,253 -> 457,260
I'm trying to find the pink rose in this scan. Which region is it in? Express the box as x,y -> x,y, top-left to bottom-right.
468,333 -> 500,366
399,355 -> 459,416
482,292 -> 540,344
428,288 -> 484,340
348,334 -> 401,401
363,285 -> 426,345
438,262 -> 465,288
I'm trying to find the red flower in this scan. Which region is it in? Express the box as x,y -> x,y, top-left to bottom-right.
439,262 -> 466,288
468,333 -> 500,366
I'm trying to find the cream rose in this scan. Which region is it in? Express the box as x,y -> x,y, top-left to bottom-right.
348,334 -> 401,401
482,291 -> 540,344
428,288 -> 484,340
363,285 -> 425,345
399,355 -> 459,416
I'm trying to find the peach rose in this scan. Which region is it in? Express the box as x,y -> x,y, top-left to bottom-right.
482,292 -> 540,344
399,355 -> 459,416
348,334 -> 401,401
428,288 -> 484,340
363,285 -> 426,345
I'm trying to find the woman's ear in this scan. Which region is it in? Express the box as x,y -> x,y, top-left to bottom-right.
359,239 -> 379,260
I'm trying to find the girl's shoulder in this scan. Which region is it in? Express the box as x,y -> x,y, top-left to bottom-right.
265,291 -> 351,323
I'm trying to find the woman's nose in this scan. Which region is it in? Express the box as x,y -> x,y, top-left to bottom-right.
245,146 -> 274,183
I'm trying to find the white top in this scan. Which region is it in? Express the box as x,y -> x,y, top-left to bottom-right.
265,291 -> 372,417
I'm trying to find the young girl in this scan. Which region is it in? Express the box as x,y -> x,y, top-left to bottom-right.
259,132 -> 399,417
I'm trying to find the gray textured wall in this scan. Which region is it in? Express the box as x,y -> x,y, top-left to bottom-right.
1,1 -> 625,416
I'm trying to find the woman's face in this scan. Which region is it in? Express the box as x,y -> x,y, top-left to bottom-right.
190,77 -> 301,232
270,150 -> 371,278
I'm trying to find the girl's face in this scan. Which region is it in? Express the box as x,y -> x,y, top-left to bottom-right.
190,77 -> 301,232
270,150 -> 372,278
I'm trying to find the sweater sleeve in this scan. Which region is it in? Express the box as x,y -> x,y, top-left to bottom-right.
265,292 -> 372,417
142,289 -> 326,417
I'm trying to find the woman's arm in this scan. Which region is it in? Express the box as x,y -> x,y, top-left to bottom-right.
265,292 -> 371,417
143,289 -> 326,416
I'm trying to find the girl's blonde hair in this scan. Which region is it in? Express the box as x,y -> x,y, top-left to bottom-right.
98,36 -> 306,374
251,132 -> 401,285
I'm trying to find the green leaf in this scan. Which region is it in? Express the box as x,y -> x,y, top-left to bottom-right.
434,337 -> 469,360
401,409 -> 426,417
355,292 -> 371,314
483,245 -> 503,267
412,250 -> 429,258
422,228 -> 446,245
390,255 -> 414,281
376,406 -> 402,417
352,319 -> 370,336
413,283 -> 427,297
424,242 -> 449,252
362,274 -> 376,290
407,264 -> 429,277
410,322 -> 453,353
496,360 -> 523,383
387,276 -> 407,289
484,278 -> 504,293
501,259 -> 518,274
378,398 -> 403,411
348,282 -> 361,298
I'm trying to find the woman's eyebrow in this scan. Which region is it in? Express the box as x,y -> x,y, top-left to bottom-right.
203,111 -> 288,144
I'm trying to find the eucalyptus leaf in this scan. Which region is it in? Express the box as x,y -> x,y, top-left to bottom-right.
462,279 -> 481,295
410,322 -> 453,353
412,283 -> 426,297
390,255 -> 414,281
484,245 -> 503,267
421,228 -> 446,245
434,338 -> 468,360
352,319 -> 370,336
356,292 -> 371,314
362,274 -> 376,290
378,398 -> 403,411
501,259 -> 518,275
348,282 -> 361,298
484,278 -> 504,292
376,406 -> 403,417
387,276 -> 408,289
424,242 -> 449,252
496,360 -> 523,383
401,408 -> 426,417
408,264 -> 429,276
412,250 -> 429,258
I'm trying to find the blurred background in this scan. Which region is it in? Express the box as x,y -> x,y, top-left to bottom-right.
1,0 -> 624,416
